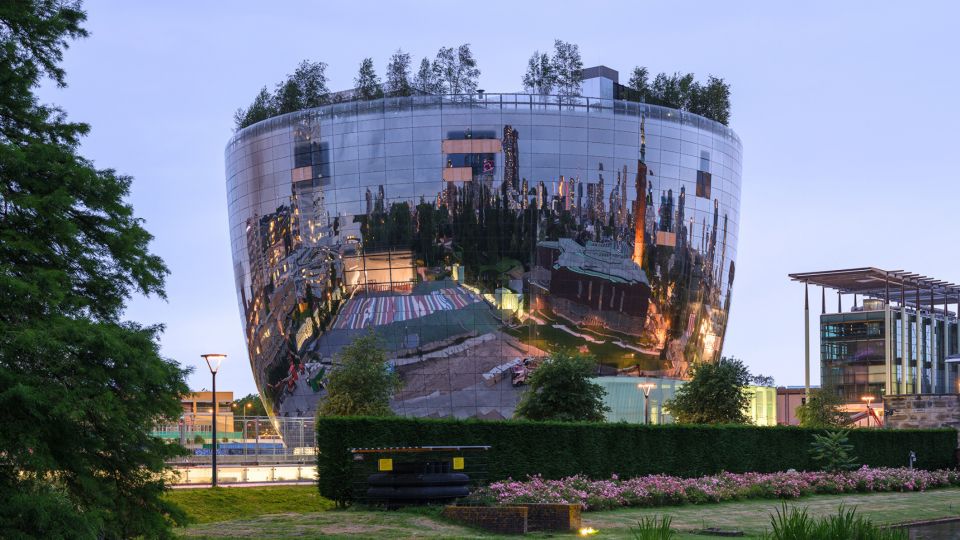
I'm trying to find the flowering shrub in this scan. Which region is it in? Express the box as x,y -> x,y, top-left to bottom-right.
477,467 -> 960,511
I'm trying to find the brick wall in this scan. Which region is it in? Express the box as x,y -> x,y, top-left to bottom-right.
444,506 -> 528,535
519,503 -> 581,531
884,394 -> 960,439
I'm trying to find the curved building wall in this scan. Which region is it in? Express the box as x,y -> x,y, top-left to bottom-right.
224,94 -> 743,420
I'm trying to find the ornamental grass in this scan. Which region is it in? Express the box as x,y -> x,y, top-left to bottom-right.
475,467 -> 960,511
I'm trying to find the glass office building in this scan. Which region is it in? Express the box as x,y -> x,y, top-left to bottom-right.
790,269 -> 960,406
224,94 -> 743,419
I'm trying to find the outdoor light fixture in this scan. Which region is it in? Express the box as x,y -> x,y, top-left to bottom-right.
861,396 -> 875,427
201,354 -> 227,488
639,383 -> 656,425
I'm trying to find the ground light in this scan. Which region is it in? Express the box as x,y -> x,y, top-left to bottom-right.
201,354 -> 227,488
580,527 -> 598,535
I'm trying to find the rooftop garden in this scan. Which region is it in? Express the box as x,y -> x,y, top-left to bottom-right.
234,40 -> 732,130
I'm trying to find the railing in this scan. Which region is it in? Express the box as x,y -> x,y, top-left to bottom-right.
156,415 -> 316,466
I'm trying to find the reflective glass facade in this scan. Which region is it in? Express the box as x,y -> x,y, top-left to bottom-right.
224,94 -> 743,420
821,306 -> 959,403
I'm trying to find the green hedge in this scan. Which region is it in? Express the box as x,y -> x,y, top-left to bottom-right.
315,417 -> 957,503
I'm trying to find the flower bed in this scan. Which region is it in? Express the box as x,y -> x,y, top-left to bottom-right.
477,467 -> 960,511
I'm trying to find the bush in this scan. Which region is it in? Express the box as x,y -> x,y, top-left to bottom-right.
315,416 -> 957,503
768,502 -> 907,540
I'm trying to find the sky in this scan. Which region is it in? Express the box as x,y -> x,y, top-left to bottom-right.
38,0 -> 960,395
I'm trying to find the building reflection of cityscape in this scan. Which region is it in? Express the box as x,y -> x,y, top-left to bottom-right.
225,94 -> 743,421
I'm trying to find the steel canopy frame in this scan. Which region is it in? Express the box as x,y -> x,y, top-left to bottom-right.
788,267 -> 960,315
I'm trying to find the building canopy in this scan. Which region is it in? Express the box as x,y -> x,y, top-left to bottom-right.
789,267 -> 960,310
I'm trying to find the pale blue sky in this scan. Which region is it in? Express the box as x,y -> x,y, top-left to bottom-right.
40,0 -> 960,395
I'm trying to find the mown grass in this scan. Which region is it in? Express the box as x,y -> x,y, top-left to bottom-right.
170,485 -> 960,539
164,485 -> 334,524
584,488 -> 960,538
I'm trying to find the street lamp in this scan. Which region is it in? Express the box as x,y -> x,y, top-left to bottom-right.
862,396 -> 875,427
639,383 -> 656,425
202,354 -> 226,488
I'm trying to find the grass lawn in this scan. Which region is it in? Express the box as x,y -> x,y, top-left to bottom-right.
170,485 -> 960,539
164,485 -> 333,524
583,488 -> 960,537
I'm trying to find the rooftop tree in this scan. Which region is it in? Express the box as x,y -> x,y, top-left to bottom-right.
522,50 -> 555,97
234,60 -> 329,130
436,43 -> 480,95
234,86 -> 276,131
626,67 -> 732,125
385,48 -> 413,97
354,57 -> 383,101
0,1 -> 191,538
551,40 -> 584,101
412,57 -> 442,95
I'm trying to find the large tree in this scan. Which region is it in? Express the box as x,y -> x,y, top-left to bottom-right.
663,357 -> 754,425
316,330 -> 401,417
436,44 -> 480,95
0,2 -> 191,538
385,48 -> 412,97
512,350 -> 610,423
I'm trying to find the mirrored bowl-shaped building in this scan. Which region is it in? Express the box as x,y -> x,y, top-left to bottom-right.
224,94 -> 743,420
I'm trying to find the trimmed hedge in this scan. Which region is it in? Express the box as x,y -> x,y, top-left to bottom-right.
315,416 -> 957,503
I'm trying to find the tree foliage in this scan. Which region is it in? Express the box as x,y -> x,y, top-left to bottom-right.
512,350 -> 610,423
626,67 -> 731,125
627,66 -> 650,99
550,40 -> 583,100
385,48 -> 412,97
436,43 -> 480,95
234,60 -> 329,130
795,386 -> 850,428
354,57 -> 383,101
751,373 -> 776,387
0,2 -> 191,538
316,330 -> 401,417
412,57 -> 442,95
522,50 -> 555,97
233,392 -> 269,417
663,356 -> 754,425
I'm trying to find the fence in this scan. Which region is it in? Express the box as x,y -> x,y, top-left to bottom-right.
155,415 -> 316,466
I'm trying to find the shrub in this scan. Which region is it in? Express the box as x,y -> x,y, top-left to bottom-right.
768,501 -> 907,540
315,416 -> 957,503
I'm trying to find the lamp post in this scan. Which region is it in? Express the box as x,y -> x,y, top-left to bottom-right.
639,383 -> 655,425
202,354 -> 226,488
862,396 -> 875,427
